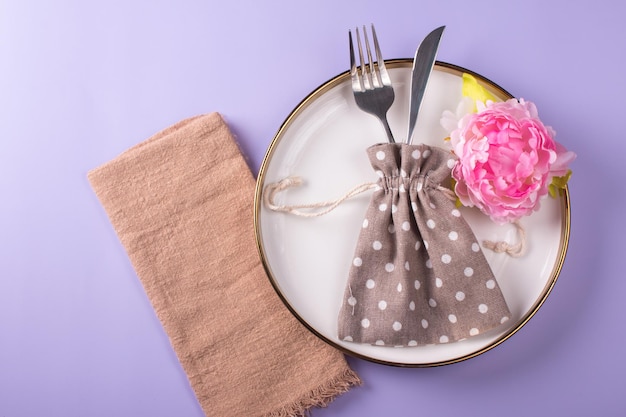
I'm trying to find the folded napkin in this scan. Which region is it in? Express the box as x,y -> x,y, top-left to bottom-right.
88,113 -> 360,417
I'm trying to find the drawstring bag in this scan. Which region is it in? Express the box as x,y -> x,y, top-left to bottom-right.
337,143 -> 511,347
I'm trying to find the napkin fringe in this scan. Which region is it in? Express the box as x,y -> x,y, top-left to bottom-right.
265,368 -> 361,417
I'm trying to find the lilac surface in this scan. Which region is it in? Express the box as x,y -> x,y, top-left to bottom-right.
0,0 -> 623,416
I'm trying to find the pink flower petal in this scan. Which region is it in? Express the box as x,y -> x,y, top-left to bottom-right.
449,98 -> 575,223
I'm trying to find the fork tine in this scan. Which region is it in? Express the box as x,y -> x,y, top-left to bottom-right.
349,30 -> 363,92
362,25 -> 379,88
371,24 -> 391,87
355,27 -> 371,90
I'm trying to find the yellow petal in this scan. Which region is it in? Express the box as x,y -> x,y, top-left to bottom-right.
462,73 -> 498,110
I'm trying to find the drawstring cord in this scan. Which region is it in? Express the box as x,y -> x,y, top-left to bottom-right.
264,176 -> 526,257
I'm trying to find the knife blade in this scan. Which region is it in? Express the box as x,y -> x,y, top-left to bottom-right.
407,26 -> 445,144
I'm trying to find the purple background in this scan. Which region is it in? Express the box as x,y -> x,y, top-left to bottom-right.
1,1 -> 623,416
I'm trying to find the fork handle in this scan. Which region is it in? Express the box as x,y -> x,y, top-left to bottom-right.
380,117 -> 395,143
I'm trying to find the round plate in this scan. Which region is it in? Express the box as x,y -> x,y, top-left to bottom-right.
254,60 -> 570,367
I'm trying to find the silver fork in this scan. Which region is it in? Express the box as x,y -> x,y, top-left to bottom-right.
350,24 -> 396,143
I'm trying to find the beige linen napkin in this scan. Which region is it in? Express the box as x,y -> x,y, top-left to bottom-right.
88,113 -> 360,417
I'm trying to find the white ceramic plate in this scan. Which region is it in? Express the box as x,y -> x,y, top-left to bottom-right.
254,60 -> 570,366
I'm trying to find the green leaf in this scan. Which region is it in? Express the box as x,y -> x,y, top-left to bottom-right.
548,170 -> 572,198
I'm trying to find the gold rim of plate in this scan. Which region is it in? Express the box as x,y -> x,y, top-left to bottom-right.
253,59 -> 571,367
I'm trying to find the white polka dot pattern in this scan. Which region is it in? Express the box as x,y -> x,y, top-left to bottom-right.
337,144 -> 511,347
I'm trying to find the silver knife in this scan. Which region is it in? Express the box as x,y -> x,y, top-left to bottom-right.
407,26 -> 445,144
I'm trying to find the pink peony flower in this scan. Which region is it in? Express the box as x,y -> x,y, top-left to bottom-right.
449,98 -> 575,224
